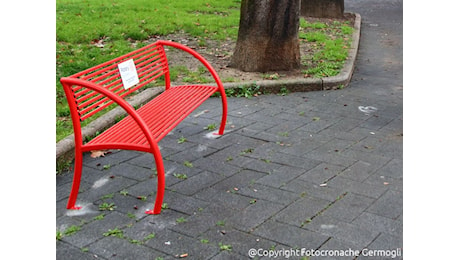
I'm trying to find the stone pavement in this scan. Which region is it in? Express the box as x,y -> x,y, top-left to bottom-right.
56,0 -> 402,259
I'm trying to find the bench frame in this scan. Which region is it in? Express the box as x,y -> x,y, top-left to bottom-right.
61,40 -> 227,214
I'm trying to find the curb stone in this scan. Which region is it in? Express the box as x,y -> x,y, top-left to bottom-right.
56,13 -> 361,163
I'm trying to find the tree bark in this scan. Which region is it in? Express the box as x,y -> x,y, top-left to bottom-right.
230,0 -> 301,72
300,0 -> 344,18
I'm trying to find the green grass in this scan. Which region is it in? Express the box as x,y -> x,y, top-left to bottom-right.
299,18 -> 353,78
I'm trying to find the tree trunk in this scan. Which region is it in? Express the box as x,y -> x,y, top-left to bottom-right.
230,0 -> 300,72
301,0 -> 344,18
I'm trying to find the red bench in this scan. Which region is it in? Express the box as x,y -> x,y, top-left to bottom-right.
61,40 -> 228,214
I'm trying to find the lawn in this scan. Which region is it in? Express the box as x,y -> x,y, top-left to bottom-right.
56,0 -> 353,142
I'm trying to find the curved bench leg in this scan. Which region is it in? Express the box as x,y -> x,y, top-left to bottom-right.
145,149 -> 166,215
217,93 -> 228,135
66,151 -> 83,210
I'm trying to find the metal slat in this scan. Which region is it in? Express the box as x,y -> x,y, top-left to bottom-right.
88,86 -> 217,146
71,43 -> 169,121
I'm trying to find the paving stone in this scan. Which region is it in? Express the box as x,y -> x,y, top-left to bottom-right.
57,200 -> 103,221
280,138 -> 328,157
256,165 -> 307,188
211,250 -> 247,259
311,238 -> 358,260
125,152 -> 157,169
304,214 -> 379,249
239,158 -> 282,174
303,148 -> 357,168
161,190 -> 209,215
366,190 -> 402,219
242,121 -> 278,132
297,163 -> 347,185
61,211 -> 133,248
108,163 -> 155,181
192,156 -> 241,177
228,104 -> 262,118
167,143 -> 218,163
374,158 -> 403,180
239,127 -> 289,143
340,160 -> 379,182
352,212 -> 402,237
264,120 -> 308,136
253,220 -> 330,249
351,136 -> 387,154
327,175 -> 388,199
236,183 -> 299,206
82,150 -> 143,170
373,138 -> 403,159
169,170 -> 225,196
339,148 -> 392,170
212,170 -> 265,193
379,117 -> 403,135
282,178 -> 346,202
194,187 -> 251,210
226,199 -> 285,232
248,142 -> 285,159
364,173 -> 403,192
75,175 -> 138,207
261,151 -> 322,171
273,195 -> 331,227
202,227 -> 275,258
358,233 -> 404,259
359,114 -> 395,131
225,114 -> 258,128
56,215 -> 85,235
322,193 -> 375,223
320,117 -> 366,134
357,233 -> 403,260
88,236 -> 165,260
295,112 -> 341,134
124,177 -> 158,198
123,210 -> 188,240
59,165 -> 114,192
98,193 -> 154,217
145,229 -> 220,259
311,137 -> 357,156
56,241 -> 101,260
170,203 -> 235,237
199,140 -> 266,173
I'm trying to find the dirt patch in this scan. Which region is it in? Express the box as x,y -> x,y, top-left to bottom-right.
150,14 -> 355,85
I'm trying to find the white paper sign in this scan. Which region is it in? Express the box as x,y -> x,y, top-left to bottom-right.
117,59 -> 139,89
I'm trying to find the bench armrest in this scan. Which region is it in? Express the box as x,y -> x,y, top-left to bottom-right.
157,40 -> 228,135
158,40 -> 225,93
61,77 -> 158,148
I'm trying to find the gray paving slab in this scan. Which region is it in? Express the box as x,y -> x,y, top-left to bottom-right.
56,0 -> 402,258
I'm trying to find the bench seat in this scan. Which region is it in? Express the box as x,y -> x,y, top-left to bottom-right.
87,85 -> 218,151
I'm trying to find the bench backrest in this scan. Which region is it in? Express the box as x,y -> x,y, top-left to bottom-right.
62,42 -> 170,122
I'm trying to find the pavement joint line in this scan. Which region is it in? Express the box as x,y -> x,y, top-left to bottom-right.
56,12 -> 361,164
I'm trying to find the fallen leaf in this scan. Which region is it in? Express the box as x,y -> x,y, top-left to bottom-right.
91,150 -> 108,158
179,253 -> 189,258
